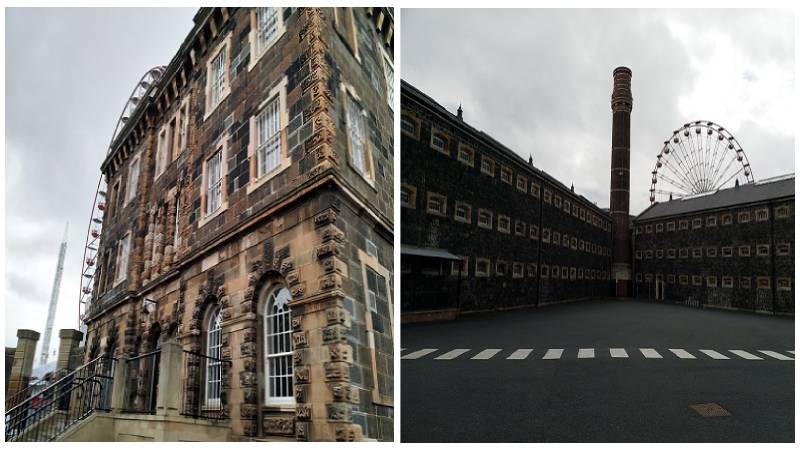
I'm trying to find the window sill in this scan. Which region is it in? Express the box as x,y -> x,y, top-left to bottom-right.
198,202 -> 228,229
203,90 -> 230,123
246,161 -> 289,196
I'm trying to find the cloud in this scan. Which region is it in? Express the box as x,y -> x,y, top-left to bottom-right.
4,8 -> 197,359
401,8 -> 794,214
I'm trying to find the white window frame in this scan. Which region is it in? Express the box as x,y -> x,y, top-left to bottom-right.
204,308 -> 223,409
264,286 -> 294,406
155,129 -> 167,179
126,155 -> 140,205
256,96 -> 282,178
206,149 -> 223,217
380,47 -> 394,109
114,232 -> 130,285
204,35 -> 232,119
249,7 -> 285,70
343,85 -> 374,182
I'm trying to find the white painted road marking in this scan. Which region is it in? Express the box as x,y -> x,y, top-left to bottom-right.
472,349 -> 502,360
699,349 -> 729,360
669,349 -> 696,359
730,350 -> 762,360
435,349 -> 471,360
789,351 -> 795,355
402,349 -> 438,359
543,349 -> 564,359
640,348 -> 662,359
609,348 -> 628,358
507,349 -> 533,360
577,348 -> 595,359
758,350 -> 794,361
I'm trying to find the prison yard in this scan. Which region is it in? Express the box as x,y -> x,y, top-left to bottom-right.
401,298 -> 794,443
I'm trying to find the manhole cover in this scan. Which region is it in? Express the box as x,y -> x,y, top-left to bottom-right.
689,403 -> 731,417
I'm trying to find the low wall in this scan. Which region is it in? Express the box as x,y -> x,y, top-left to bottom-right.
60,412 -> 231,442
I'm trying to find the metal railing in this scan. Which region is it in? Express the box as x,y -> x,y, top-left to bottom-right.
180,350 -> 231,420
5,379 -> 48,412
121,350 -> 160,415
5,356 -> 115,442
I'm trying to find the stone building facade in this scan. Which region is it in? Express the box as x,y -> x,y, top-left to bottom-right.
84,7 -> 393,441
400,81 -> 613,317
633,175 -> 794,314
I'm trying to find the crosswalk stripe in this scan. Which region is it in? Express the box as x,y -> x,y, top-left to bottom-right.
435,349 -> 470,360
699,349 -> 729,360
507,349 -> 533,360
577,348 -> 595,359
669,349 -> 696,359
609,348 -> 628,358
730,350 -> 762,360
542,349 -> 564,359
402,349 -> 437,359
758,350 -> 794,361
640,348 -> 662,359
472,349 -> 502,360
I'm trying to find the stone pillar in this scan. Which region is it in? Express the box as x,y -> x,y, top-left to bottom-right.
5,346 -> 15,393
155,338 -> 183,417
7,329 -> 40,397
56,329 -> 84,374
610,66 -> 633,297
110,356 -> 128,413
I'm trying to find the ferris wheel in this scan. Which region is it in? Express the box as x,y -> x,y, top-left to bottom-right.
78,66 -> 166,329
649,120 -> 754,204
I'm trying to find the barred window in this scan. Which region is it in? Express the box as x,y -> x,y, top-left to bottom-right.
400,184 -> 416,209
500,166 -> 513,184
457,144 -> 475,167
679,274 -> 689,285
775,205 -> 790,218
529,225 -> 539,240
777,242 -> 791,256
721,277 -> 733,288
255,96 -> 282,178
541,264 -> 549,279
205,308 -> 223,408
401,114 -> 419,138
531,182 -> 540,198
563,199 -> 570,214
346,93 -> 371,178
706,247 -> 717,258
721,214 -> 733,225
707,276 -> 717,287
206,150 -> 223,216
756,277 -> 770,289
706,216 -> 717,227
692,275 -> 703,286
679,220 -> 689,230
551,265 -> 559,279
755,208 -> 769,221
554,195 -> 562,208
426,192 -> 447,216
254,7 -> 280,56
721,246 -> 733,257
512,262 -> 524,279
480,155 -> 495,176
542,228 -> 550,243
738,211 -> 751,223
679,248 -> 688,258
777,278 -> 792,291
527,263 -> 537,278
498,215 -> 511,233
454,201 -> 472,224
264,287 -> 294,405
477,209 -> 493,229
756,244 -> 770,257
667,274 -> 676,284
656,249 -> 663,259
475,258 -> 490,277
645,250 -> 653,259
496,260 -> 508,276
667,248 -> 676,259
655,223 -> 663,233
552,231 -> 560,244
451,256 -> 469,277
635,250 -> 643,260
516,175 -> 527,193
543,189 -> 552,203
209,44 -> 228,110
666,221 -> 675,232
645,224 -> 653,234
692,218 -> 702,229
738,245 -> 750,257
740,277 -> 751,289
562,267 -> 569,279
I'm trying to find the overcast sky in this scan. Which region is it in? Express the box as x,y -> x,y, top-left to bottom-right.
402,9 -> 794,211
5,8 -> 196,355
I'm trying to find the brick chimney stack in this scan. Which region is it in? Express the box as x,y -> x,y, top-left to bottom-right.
610,66 -> 633,297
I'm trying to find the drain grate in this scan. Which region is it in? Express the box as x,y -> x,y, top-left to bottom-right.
689,403 -> 731,417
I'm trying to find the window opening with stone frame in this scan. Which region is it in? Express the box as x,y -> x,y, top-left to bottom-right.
115,232 -> 130,284
205,307 -> 222,409
173,195 -> 180,249
178,100 -> 189,154
381,49 -> 393,109
255,95 -> 282,179
254,7 -> 280,57
264,286 -> 294,406
126,156 -> 140,204
345,91 -> 372,179
155,129 -> 167,178
209,44 -> 228,110
401,115 -> 416,137
206,149 -> 223,216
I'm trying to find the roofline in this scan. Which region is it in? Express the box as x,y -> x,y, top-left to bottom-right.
401,79 -> 611,218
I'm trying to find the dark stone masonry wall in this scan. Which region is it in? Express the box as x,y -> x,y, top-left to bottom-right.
634,198 -> 794,314
400,82 -> 613,313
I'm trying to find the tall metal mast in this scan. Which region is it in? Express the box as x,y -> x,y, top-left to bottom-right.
40,222 -> 68,366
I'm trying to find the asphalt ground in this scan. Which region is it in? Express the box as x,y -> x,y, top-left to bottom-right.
401,299 -> 795,442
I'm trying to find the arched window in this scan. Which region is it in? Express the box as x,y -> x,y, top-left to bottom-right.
205,307 -> 222,408
264,287 -> 294,405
